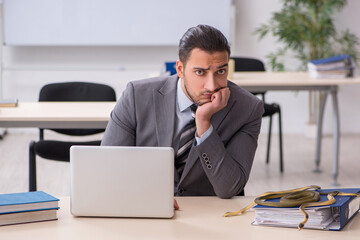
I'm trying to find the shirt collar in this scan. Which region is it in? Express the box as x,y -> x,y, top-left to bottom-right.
177,78 -> 194,112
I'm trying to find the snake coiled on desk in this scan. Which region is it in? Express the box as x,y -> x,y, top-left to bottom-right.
224,185 -> 360,230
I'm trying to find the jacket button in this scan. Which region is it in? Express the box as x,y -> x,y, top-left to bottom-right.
202,153 -> 207,158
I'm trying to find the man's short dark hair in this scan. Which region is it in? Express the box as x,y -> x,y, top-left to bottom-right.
178,24 -> 231,65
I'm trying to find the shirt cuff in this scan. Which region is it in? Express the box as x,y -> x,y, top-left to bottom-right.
195,125 -> 213,145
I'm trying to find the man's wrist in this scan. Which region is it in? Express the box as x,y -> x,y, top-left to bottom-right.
195,125 -> 213,145
196,119 -> 211,137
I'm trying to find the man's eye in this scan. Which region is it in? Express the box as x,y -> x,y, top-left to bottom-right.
195,70 -> 204,75
217,69 -> 226,75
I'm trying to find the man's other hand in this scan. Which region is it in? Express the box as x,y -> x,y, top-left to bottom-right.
174,199 -> 179,210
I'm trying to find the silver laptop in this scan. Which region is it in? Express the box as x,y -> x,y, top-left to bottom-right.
70,146 -> 174,218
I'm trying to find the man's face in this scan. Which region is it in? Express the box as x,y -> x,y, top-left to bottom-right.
176,48 -> 229,106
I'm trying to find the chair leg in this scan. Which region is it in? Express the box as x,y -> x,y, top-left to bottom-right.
39,129 -> 44,140
29,141 -> 37,191
278,109 -> 284,173
266,116 -> 273,164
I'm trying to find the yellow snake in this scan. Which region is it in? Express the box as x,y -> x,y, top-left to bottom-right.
224,185 -> 360,230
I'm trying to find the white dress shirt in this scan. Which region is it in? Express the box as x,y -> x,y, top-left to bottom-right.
174,78 -> 213,151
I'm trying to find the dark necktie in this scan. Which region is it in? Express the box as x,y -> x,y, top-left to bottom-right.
175,104 -> 197,175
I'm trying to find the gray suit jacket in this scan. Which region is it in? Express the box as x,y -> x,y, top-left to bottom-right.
101,74 -> 264,198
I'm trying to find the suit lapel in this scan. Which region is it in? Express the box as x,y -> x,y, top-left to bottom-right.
153,75 -> 180,182
210,97 -> 236,131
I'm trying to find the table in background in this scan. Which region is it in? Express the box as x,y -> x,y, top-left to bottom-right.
0,196 -> 359,240
231,72 -> 360,185
0,102 -> 116,129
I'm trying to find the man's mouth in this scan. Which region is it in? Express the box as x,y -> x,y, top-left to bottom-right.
201,87 -> 226,98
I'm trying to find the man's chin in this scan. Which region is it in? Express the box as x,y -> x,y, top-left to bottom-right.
197,99 -> 211,106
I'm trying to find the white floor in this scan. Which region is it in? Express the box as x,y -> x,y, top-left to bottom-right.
0,130 -> 359,197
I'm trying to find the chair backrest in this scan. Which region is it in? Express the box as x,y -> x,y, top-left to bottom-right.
39,82 -> 116,136
231,57 -> 266,96
231,57 -> 266,72
39,82 -> 116,102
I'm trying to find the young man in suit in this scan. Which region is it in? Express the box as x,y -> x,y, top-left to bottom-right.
101,25 -> 264,202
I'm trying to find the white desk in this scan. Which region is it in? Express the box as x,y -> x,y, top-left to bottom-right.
231,72 -> 360,185
0,197 -> 359,240
0,102 -> 116,129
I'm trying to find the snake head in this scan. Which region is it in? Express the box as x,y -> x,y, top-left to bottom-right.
298,223 -> 305,230
330,191 -> 340,197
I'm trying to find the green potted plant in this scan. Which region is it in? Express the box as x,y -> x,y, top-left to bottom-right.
255,0 -> 359,71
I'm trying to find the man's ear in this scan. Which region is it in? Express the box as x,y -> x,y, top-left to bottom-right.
176,60 -> 184,79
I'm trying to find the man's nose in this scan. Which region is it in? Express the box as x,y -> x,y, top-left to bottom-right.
204,75 -> 217,92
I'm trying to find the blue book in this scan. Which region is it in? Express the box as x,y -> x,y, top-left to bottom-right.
0,191 -> 59,214
252,188 -> 360,231
309,54 -> 352,65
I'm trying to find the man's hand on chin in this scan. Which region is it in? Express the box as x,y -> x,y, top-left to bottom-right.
195,87 -> 230,137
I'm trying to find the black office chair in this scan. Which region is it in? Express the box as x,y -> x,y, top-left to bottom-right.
29,82 -> 116,191
231,57 -> 284,172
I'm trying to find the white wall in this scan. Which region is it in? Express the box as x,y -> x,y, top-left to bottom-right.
1,0 -> 360,134
2,46 -> 179,98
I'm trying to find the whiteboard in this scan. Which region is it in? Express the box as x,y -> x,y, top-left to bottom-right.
3,0 -> 232,46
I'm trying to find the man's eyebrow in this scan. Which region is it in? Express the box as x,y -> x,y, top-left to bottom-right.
193,67 -> 210,70
193,63 -> 228,70
217,63 -> 228,69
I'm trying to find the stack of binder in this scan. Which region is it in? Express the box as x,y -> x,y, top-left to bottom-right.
0,191 -> 59,226
307,54 -> 354,78
252,188 -> 360,231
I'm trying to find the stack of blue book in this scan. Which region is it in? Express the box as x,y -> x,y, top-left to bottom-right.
307,54 -> 354,78
0,191 -> 59,226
